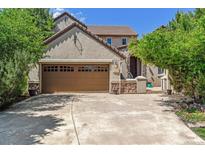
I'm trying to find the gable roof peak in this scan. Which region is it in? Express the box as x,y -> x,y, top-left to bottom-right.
54,12 -> 87,28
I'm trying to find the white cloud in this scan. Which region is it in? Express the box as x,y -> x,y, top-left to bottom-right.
56,8 -> 64,12
52,9 -> 87,22
52,8 -> 65,18
79,16 -> 86,22
72,11 -> 87,22
70,13 -> 75,16
53,11 -> 62,18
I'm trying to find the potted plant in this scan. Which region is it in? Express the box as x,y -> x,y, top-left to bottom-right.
113,89 -> 119,95
28,88 -> 38,96
167,89 -> 172,95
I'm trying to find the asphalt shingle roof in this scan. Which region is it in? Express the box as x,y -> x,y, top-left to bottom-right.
88,26 -> 137,36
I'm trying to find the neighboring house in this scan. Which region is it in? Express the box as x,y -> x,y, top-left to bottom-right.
29,12 -> 157,93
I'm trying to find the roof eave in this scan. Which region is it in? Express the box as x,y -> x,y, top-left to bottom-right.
54,12 -> 87,28
96,34 -> 137,37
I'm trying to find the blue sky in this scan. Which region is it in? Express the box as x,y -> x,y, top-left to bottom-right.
52,8 -> 194,37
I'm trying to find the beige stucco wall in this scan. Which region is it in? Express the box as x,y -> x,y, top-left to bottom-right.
146,65 -> 161,87
46,27 -> 122,60
99,36 -> 131,48
28,65 -> 39,82
29,26 -> 127,92
54,16 -> 75,33
94,35 -> 133,78
96,36 -> 135,79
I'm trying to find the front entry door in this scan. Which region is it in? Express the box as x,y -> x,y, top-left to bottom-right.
130,56 -> 141,78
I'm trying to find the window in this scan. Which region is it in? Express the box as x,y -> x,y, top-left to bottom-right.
44,65 -> 58,72
122,38 -> 127,45
78,66 -> 92,72
94,66 -> 108,72
78,65 -> 108,72
59,66 -> 74,72
158,68 -> 164,74
106,38 -> 112,45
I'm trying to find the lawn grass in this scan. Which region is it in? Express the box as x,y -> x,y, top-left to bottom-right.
176,107 -> 205,141
192,127 -> 205,140
176,110 -> 205,123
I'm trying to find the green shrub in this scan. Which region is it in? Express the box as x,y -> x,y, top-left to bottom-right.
192,127 -> 205,140
0,9 -> 53,109
196,75 -> 205,103
0,57 -> 28,108
129,9 -> 205,103
176,110 -> 205,123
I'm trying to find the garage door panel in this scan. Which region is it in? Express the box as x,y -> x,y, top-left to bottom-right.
42,64 -> 109,93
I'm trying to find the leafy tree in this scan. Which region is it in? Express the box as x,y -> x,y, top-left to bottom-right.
129,9 -> 205,102
0,9 -> 54,108
27,8 -> 54,38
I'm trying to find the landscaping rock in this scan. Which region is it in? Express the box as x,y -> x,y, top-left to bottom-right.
171,102 -> 180,109
202,105 -> 205,112
187,103 -> 205,112
186,98 -> 194,104
169,96 -> 205,112
179,102 -> 189,110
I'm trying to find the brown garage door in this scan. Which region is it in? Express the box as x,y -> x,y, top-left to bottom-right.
42,64 -> 109,93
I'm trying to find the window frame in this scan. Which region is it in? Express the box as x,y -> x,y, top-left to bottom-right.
106,37 -> 112,45
121,37 -> 127,45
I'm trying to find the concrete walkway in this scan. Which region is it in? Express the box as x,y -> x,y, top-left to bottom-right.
0,93 -> 204,144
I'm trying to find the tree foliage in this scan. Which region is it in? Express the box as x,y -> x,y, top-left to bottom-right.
27,8 -> 54,38
129,9 -> 205,102
0,9 -> 54,108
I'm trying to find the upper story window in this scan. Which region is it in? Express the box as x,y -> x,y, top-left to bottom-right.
122,38 -> 127,45
106,38 -> 112,45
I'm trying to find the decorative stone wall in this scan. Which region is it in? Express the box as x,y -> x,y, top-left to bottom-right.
111,80 -> 137,94
28,82 -> 40,94
28,79 -> 146,95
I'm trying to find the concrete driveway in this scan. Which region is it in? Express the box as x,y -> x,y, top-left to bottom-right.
0,93 -> 204,145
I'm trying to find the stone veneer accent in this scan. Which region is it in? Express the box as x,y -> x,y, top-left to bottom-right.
28,82 -> 40,94
111,80 -> 137,94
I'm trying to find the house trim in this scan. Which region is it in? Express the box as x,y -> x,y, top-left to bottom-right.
97,34 -> 137,37
117,45 -> 128,50
39,59 -> 113,63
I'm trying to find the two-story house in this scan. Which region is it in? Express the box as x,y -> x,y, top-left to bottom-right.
29,12 -> 159,93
